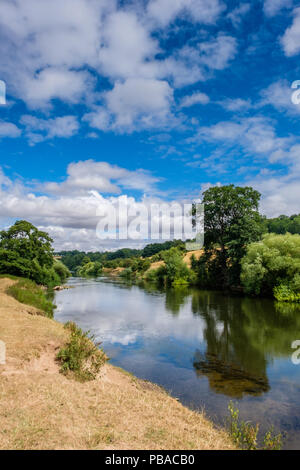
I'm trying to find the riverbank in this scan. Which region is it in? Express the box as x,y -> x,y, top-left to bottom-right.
0,277 -> 235,450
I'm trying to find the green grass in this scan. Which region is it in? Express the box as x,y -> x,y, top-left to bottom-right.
6,278 -> 55,318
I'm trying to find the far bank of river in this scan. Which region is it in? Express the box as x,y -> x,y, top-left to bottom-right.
54,276 -> 300,450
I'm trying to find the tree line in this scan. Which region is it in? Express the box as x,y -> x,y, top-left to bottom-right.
0,185 -> 299,302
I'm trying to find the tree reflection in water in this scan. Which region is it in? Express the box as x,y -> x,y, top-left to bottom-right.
164,288 -> 300,399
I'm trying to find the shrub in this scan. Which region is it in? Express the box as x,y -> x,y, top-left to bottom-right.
57,322 -> 107,382
228,401 -> 283,450
53,260 -> 70,283
241,233 -> 300,297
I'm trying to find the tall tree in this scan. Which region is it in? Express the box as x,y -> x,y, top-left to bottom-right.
202,185 -> 263,288
0,220 -> 54,283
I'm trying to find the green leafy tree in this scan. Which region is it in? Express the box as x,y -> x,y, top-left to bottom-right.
266,214 -> 300,235
202,185 -> 263,288
162,247 -> 190,284
241,233 -> 300,297
0,220 -> 61,286
77,261 -> 102,277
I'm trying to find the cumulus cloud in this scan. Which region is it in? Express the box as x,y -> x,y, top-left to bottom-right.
0,121 -> 21,139
218,98 -> 252,112
98,10 -> 159,81
0,163 -> 195,250
84,78 -> 174,132
180,92 -> 209,108
0,0 -> 113,108
20,115 -> 79,144
21,68 -> 94,110
41,160 -> 161,196
281,7 -> 300,56
263,0 -> 292,17
227,3 -> 251,27
193,116 -> 292,159
198,34 -> 237,70
0,0 -> 238,128
260,79 -> 300,115
147,0 -> 225,27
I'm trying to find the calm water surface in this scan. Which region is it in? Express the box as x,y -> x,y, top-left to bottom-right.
54,277 -> 300,449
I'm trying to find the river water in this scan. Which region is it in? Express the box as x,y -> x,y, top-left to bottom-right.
54,277 -> 300,449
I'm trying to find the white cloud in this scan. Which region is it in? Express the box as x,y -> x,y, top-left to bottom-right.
180,92 -> 209,108
227,3 -> 251,27
249,175 -> 300,217
20,115 -> 79,144
194,116 -> 291,157
263,0 -> 292,17
260,79 -> 300,115
147,0 -> 225,27
281,7 -> 300,56
21,68 -> 94,110
0,164 -> 190,251
84,78 -> 174,132
0,0 -> 113,108
42,160 -> 161,196
98,10 -> 159,81
198,34 -> 237,70
219,98 -> 252,111
158,34 -> 237,88
0,121 -> 21,139
0,0 -> 239,133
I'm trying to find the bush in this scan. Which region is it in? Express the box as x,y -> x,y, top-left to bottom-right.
162,248 -> 190,285
241,233 -> 300,297
228,401 -> 283,450
53,260 -> 70,283
57,322 -> 107,382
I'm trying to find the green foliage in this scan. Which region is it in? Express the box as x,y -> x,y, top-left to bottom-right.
53,260 -> 70,283
119,258 -> 152,280
162,248 -> 190,285
202,185 -> 263,288
77,261 -> 102,277
0,220 -> 69,287
273,284 -> 300,303
7,278 -> 55,318
266,214 -> 300,235
228,402 -> 283,450
119,267 -> 133,279
141,240 -> 185,258
57,322 -> 107,382
57,241 -> 185,272
241,233 -> 300,297
190,254 -> 198,272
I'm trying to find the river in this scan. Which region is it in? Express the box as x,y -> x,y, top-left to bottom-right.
54,276 -> 300,449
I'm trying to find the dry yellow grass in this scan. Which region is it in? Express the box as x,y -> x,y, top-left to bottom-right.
183,250 -> 204,267
0,278 -> 234,450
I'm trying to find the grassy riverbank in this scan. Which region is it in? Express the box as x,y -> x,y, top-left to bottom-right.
0,277 -> 235,450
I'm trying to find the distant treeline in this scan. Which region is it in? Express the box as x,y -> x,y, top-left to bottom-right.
57,240 -> 185,271
57,214 -> 300,272
264,214 -> 300,235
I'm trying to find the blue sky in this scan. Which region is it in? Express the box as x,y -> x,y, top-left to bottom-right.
0,0 -> 300,250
